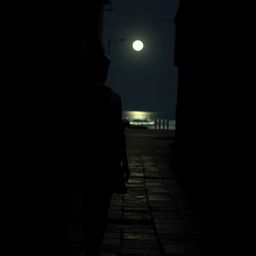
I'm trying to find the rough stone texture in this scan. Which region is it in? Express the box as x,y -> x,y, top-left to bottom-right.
99,129 -> 210,255
57,129 -> 212,255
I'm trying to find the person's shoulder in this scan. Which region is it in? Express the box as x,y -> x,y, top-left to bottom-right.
105,87 -> 122,110
111,90 -> 121,100
105,86 -> 121,101
111,91 -> 121,104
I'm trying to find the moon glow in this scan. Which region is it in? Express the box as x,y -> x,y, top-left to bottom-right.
132,40 -> 144,51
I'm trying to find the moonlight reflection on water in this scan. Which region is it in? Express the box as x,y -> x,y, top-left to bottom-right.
122,111 -> 175,130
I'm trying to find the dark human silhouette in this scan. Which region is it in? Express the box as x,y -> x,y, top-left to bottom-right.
82,43 -> 130,256
5,3 -> 128,256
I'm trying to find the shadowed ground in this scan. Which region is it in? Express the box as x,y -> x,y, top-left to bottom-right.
57,129 -> 212,256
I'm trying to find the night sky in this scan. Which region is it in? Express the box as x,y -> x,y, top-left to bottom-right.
103,0 -> 179,118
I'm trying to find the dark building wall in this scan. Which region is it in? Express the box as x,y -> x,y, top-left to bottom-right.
173,0 -> 248,252
174,0 -> 227,186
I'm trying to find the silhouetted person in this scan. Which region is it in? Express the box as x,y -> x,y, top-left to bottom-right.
82,44 -> 130,256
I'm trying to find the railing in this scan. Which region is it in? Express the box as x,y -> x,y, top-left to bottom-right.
123,119 -> 175,130
154,119 -> 174,130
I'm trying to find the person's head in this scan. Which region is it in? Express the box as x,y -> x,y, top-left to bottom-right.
83,38 -> 110,85
97,53 -> 110,84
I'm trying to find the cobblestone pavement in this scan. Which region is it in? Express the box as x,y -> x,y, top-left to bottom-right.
100,129 -> 209,256
58,129 -> 210,256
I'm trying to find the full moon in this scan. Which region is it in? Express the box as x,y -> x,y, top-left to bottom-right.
132,40 -> 144,51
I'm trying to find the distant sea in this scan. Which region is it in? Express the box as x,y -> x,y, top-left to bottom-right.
123,111 -> 176,130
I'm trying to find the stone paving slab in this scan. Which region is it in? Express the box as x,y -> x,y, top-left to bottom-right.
118,248 -> 162,256
98,130 -> 208,255
56,130 -> 211,255
163,244 -> 198,255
